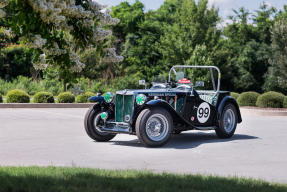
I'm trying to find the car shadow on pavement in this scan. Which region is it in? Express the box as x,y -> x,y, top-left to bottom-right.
111,132 -> 259,149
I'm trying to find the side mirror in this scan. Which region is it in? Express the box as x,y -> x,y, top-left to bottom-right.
195,81 -> 205,87
139,80 -> 147,89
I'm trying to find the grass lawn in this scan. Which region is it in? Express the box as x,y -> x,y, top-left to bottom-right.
0,167 -> 286,192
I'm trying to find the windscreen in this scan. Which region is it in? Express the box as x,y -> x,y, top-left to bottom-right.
170,67 -> 218,91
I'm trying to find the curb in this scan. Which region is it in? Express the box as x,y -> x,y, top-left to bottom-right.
0,103 -> 94,108
240,107 -> 287,117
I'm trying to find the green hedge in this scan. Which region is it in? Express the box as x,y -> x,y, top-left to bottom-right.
284,96 -> 287,108
230,92 -> 240,100
0,94 -> 2,103
237,92 -> 260,106
256,91 -> 285,108
76,92 -> 95,103
57,92 -> 75,103
33,91 -> 54,103
6,89 -> 30,103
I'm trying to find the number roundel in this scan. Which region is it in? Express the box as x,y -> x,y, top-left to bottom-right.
197,102 -> 210,123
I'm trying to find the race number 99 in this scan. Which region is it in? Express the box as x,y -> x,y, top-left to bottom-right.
197,102 -> 210,123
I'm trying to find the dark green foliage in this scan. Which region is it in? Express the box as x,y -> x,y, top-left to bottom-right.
237,92 -> 260,106
6,89 -> 30,103
0,166 -> 286,192
256,91 -> 285,108
0,45 -> 33,80
0,94 -> 2,103
33,91 -> 54,103
76,92 -> 95,103
57,92 -> 75,103
283,96 -> 287,108
231,92 -> 240,100
264,18 -> 287,94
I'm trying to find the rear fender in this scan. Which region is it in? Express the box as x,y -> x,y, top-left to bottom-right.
217,96 -> 242,123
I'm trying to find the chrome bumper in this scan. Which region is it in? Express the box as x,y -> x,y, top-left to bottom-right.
101,121 -> 132,134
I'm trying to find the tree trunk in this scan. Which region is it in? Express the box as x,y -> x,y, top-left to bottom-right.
63,80 -> 67,92
88,78 -> 91,89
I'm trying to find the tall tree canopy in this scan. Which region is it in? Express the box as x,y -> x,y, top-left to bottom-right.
0,0 -> 123,85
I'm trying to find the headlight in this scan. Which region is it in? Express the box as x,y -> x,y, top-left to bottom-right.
136,94 -> 147,105
104,92 -> 114,103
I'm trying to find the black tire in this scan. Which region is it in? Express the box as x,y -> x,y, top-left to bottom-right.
84,106 -> 116,142
136,108 -> 173,147
215,103 -> 238,138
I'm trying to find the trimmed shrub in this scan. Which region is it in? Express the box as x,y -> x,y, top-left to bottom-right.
6,89 -> 30,103
230,92 -> 240,100
57,92 -> 75,103
284,97 -> 287,108
237,92 -> 260,106
0,94 -> 2,103
76,92 -> 95,103
33,91 -> 55,103
256,91 -> 285,108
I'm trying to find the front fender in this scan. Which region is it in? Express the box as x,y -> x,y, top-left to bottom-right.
217,96 -> 242,123
88,96 -> 105,103
143,99 -> 193,127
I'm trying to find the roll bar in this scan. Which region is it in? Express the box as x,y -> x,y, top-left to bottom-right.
168,65 -> 221,93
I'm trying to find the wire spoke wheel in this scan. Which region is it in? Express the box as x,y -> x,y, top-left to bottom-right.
146,114 -> 169,142
136,108 -> 173,147
223,109 -> 235,133
215,104 -> 238,139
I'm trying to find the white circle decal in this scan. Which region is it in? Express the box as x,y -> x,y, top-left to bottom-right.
197,102 -> 210,123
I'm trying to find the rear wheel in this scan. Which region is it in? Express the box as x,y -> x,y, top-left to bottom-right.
84,106 -> 116,142
136,108 -> 173,147
215,103 -> 238,138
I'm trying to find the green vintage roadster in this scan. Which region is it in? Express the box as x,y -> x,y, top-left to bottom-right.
84,65 -> 242,147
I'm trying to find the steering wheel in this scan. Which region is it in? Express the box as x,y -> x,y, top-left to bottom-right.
177,84 -> 192,90
152,84 -> 167,89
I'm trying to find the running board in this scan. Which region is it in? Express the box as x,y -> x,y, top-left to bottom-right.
195,126 -> 216,130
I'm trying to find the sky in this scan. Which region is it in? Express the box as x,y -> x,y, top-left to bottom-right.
97,0 -> 286,19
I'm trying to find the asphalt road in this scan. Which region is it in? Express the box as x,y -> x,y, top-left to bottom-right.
0,108 -> 286,183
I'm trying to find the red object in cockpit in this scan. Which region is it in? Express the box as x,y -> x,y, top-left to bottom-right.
178,78 -> 191,84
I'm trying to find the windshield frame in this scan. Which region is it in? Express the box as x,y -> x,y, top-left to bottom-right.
168,65 -> 221,94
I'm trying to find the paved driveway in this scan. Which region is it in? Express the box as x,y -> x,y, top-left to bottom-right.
0,108 -> 286,183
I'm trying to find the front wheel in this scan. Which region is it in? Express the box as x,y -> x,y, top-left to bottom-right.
136,108 -> 173,147
215,103 -> 238,138
84,106 -> 116,142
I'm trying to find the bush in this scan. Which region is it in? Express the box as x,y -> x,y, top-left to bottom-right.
33,91 -> 55,103
237,92 -> 260,106
6,89 -> 30,103
0,94 -> 2,103
76,92 -> 95,103
284,97 -> 287,108
230,92 -> 240,100
256,91 -> 285,108
57,92 -> 75,103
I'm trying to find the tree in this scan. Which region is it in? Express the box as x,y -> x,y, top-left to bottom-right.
264,18 -> 287,94
158,0 -> 220,70
1,0 -> 123,90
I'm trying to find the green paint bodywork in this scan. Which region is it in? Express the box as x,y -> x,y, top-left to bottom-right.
176,98 -> 184,113
115,94 -> 134,122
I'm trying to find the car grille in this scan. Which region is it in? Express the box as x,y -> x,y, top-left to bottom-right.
115,94 -> 134,123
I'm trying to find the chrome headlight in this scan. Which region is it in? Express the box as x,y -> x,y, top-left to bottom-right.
136,94 -> 147,105
104,92 -> 114,103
